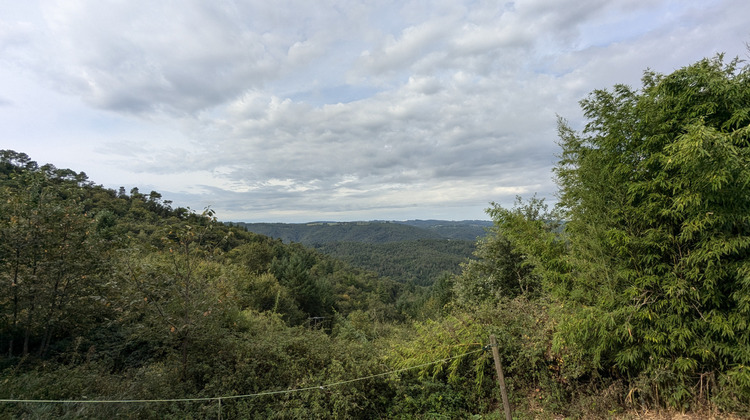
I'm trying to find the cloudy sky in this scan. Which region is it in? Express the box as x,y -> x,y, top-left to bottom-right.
1,1 -> 748,222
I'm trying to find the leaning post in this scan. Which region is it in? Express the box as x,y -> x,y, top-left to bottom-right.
490,334 -> 512,420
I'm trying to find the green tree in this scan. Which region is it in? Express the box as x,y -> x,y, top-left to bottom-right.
453,196 -> 557,308
114,210 -> 231,383
553,55 -> 750,409
0,160 -> 106,358
270,246 -> 336,322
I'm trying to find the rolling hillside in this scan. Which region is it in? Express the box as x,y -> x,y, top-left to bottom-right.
232,220 -> 492,245
232,220 -> 493,285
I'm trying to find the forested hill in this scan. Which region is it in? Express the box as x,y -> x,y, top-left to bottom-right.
315,239 -> 477,286
395,220 -> 493,240
232,220 -> 492,285
0,149 -> 445,418
232,220 -> 492,245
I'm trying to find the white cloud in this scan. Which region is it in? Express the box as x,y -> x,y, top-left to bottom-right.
1,0 -> 748,222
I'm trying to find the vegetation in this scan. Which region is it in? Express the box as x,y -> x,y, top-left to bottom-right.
1,53 -> 749,418
551,54 -> 750,411
459,54 -> 750,415
0,151 -> 418,418
395,220 -> 493,241
233,221 -> 445,244
234,220 -> 492,245
315,239 -> 476,286
236,221 -> 488,286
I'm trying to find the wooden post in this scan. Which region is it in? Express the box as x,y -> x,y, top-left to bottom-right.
490,334 -> 512,420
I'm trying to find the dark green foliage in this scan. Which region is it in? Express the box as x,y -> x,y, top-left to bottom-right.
0,161 -> 109,359
236,221 -> 444,244
387,378 -> 471,419
270,245 -> 336,321
237,220 -> 484,287
316,239 -> 476,286
395,219 -> 494,240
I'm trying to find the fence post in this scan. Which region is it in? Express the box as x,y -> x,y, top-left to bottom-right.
490,334 -> 512,420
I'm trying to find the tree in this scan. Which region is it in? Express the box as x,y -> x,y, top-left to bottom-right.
0,156 -> 107,358
270,245 -> 335,321
553,55 -> 750,408
453,196 -> 557,308
114,209 -> 231,383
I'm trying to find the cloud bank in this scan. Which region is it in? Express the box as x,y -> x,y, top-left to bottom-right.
1,0 -> 748,221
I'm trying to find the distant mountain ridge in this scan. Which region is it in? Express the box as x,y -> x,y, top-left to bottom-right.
231,220 -> 492,245
395,220 -> 494,241
229,220 -> 493,285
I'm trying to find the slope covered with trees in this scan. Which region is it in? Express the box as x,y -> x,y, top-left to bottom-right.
0,151 -> 426,418
396,220 -> 494,240
234,221 -> 444,244
316,239 -> 476,286
236,220 -> 488,286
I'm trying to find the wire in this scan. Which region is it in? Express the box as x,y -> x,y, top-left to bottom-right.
222,347 -> 487,400
0,346 -> 486,405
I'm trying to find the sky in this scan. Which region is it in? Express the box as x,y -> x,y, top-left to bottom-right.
1,1 -> 748,222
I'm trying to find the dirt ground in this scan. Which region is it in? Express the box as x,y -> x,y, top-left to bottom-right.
541,408 -> 747,419
615,412 -> 746,420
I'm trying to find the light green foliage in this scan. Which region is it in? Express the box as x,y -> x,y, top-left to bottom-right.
387,313 -> 494,416
552,55 -> 750,409
454,196 -> 558,307
387,299 -> 566,417
391,313 -> 488,386
226,241 -> 275,274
